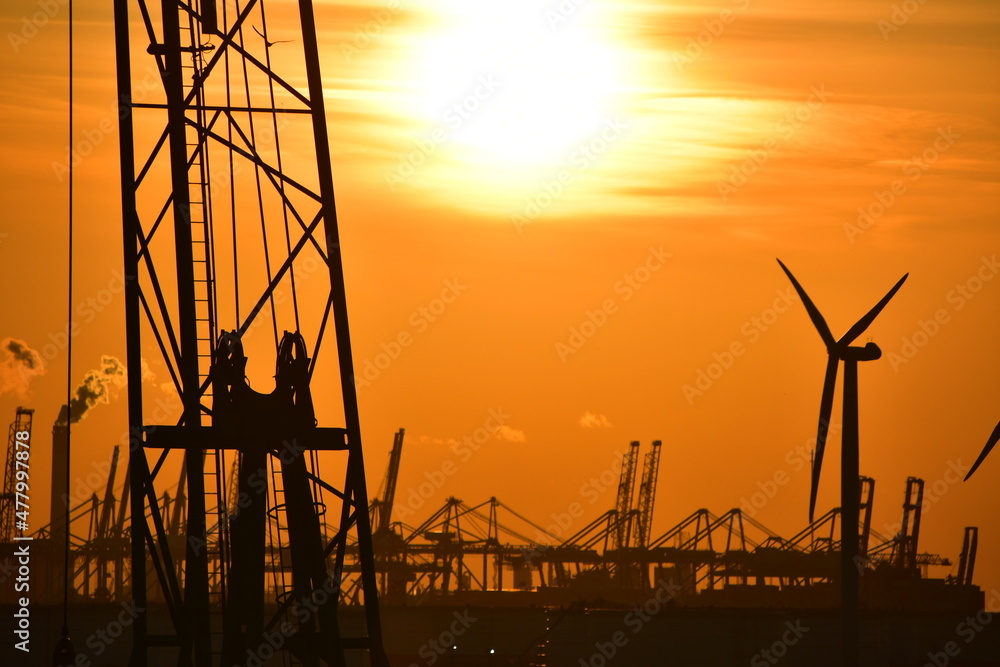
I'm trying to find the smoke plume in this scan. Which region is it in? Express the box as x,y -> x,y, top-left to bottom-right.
0,337 -> 46,395
55,355 -> 128,426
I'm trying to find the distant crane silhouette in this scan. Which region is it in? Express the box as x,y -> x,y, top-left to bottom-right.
253,25 -> 292,48
965,419 -> 1000,480
777,258 -> 907,667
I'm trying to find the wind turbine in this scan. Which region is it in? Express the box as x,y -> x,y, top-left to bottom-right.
777,258 -> 907,667
965,420 -> 1000,480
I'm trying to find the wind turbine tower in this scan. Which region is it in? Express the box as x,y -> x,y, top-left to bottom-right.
778,259 -> 907,667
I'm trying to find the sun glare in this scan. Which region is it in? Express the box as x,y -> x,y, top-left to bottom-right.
406,1 -> 625,169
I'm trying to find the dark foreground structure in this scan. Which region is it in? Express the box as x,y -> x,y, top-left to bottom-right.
4,600 -> 1000,666
1,431 -> 995,666
10,0 -> 998,662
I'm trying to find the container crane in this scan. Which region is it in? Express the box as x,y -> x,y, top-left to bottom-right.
373,428 -> 405,536
957,526 -> 978,586
612,441 -> 640,550
632,440 -> 662,549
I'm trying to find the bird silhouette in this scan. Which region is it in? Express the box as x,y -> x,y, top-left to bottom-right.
253,25 -> 292,48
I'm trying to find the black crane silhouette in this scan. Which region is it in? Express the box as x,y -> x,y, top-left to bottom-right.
253,25 -> 292,48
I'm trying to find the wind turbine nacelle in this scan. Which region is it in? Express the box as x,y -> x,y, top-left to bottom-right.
843,342 -> 882,361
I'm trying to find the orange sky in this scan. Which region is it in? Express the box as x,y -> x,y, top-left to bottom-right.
1,0 -> 999,598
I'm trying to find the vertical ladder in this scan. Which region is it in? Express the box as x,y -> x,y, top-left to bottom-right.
179,4 -> 217,409
180,4 -> 225,661
268,456 -> 294,607
203,448 -> 228,660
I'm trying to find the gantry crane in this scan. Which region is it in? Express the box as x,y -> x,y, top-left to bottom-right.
632,440 -> 662,549
113,0 -> 387,663
894,476 -> 924,572
372,429 -> 405,536
956,527 -> 978,586
370,429 -> 407,601
0,407 -> 33,542
612,441 -> 640,550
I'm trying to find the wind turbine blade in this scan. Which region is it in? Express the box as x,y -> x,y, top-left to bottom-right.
965,419 -> 1000,481
838,273 -> 909,346
777,259 -> 836,348
809,355 -> 839,523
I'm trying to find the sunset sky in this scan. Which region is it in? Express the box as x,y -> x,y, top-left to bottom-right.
1,0 -> 999,599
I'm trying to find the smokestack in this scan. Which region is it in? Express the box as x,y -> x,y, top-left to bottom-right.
50,423 -> 69,546
50,355 -> 132,542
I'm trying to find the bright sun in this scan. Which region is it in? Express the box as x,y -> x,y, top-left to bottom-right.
407,1 -> 623,169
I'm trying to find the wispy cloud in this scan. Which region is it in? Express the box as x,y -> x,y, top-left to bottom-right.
495,425 -> 526,442
579,411 -> 613,429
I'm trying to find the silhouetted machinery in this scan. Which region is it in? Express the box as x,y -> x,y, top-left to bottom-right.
0,407 -> 33,543
113,0 -> 388,663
